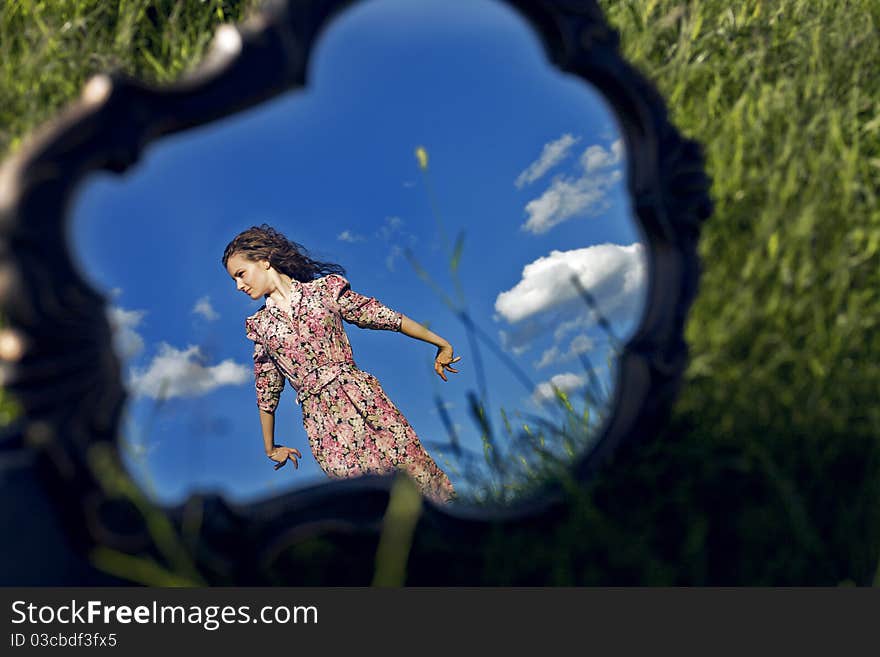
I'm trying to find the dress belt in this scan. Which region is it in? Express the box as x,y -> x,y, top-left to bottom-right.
295,360 -> 358,405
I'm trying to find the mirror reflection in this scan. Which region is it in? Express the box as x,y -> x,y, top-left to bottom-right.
69,0 -> 646,508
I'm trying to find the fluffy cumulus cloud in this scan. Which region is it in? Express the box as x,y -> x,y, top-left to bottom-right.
106,295 -> 249,401
531,372 -> 587,406
520,138 -> 624,235
127,343 -> 251,400
192,296 -> 219,321
514,133 -> 580,188
106,306 -> 148,360
495,242 -> 645,323
495,242 -> 646,356
581,139 -> 624,173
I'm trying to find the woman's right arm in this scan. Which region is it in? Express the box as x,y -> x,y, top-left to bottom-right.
246,318 -> 292,463
261,409 -> 302,469
259,408 -> 276,456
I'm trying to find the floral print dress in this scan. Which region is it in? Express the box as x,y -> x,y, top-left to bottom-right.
244,273 -> 456,504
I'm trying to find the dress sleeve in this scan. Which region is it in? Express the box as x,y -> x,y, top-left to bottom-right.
324,273 -> 403,331
245,317 -> 285,413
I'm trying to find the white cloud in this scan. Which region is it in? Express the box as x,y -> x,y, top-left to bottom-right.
497,317 -> 547,356
192,296 -> 219,321
493,243 -> 645,356
531,372 -> 586,405
377,216 -> 404,240
552,315 -> 592,343
106,306 -> 147,360
338,229 -> 364,243
534,333 -> 594,369
520,138 -> 624,235
122,432 -> 160,460
372,216 -> 418,272
495,243 -> 644,324
127,343 -> 251,400
515,133 -> 580,188
534,345 -> 561,370
580,139 -> 624,173
521,170 -> 622,234
385,244 -> 403,272
568,334 -> 593,355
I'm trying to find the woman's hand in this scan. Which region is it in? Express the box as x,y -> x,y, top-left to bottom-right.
267,444 -> 302,471
434,344 -> 461,381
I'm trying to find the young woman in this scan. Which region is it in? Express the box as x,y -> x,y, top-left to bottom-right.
222,224 -> 459,504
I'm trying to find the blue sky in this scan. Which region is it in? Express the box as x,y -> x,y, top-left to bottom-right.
69,0 -> 646,506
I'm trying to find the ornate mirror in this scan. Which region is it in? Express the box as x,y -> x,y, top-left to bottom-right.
0,0 -> 711,584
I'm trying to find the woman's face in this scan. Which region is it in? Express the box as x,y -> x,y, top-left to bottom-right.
226,252 -> 270,299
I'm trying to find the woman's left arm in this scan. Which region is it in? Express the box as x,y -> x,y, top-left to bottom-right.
326,274 -> 461,380
399,315 -> 449,349
399,315 -> 461,382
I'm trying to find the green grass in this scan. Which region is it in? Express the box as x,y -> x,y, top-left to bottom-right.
0,0 -> 258,156
0,0 -> 261,586
428,0 -> 880,584
2,0 -> 879,584
538,0 -> 880,584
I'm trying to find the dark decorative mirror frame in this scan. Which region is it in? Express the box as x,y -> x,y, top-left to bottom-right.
0,0 -> 712,585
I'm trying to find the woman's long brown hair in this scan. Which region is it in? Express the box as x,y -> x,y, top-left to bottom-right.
222,223 -> 346,282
